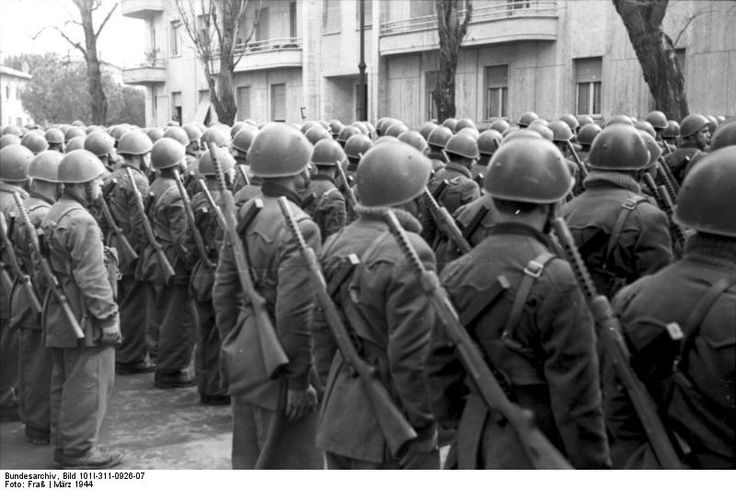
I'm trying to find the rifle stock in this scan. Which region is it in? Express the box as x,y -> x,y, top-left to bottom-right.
197,179 -> 226,232
208,142 -> 289,379
12,193 -> 84,339
172,168 -> 215,269
423,187 -> 471,254
277,197 -> 418,456
334,162 -> 358,212
124,167 -> 175,283
0,211 -> 42,315
97,179 -> 138,267
461,204 -> 489,242
642,174 -> 685,255
551,217 -> 682,469
384,209 -> 572,469
566,141 -> 589,180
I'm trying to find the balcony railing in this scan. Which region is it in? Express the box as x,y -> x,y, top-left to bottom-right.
123,59 -> 166,85
120,0 -> 165,19
233,37 -> 302,55
380,1 -> 558,36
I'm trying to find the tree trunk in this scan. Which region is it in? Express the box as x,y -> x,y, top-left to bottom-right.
214,58 -> 238,125
77,0 -> 107,125
434,0 -> 471,122
613,0 -> 688,120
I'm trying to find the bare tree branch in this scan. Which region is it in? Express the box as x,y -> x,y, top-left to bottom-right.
33,25 -> 87,56
95,2 -> 119,39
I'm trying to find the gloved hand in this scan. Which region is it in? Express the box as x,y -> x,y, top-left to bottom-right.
285,385 -> 318,422
398,426 -> 438,469
99,319 -> 122,345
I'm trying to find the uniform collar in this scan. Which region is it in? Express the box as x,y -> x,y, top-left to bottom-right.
353,204 -> 422,234
445,161 -> 472,179
260,180 -> 303,206
29,191 -> 55,205
488,221 -> 551,246
583,171 -> 641,193
684,233 -> 736,272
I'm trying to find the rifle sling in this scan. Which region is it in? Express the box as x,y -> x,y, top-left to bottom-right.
605,196 -> 647,262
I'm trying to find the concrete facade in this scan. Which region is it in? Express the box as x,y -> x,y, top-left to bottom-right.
122,0 -> 736,128
0,65 -> 33,128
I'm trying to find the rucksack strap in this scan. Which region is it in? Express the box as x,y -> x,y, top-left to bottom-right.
605,195 -> 647,261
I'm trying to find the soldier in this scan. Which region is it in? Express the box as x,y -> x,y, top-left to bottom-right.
425,136 -> 610,469
45,128 -> 65,153
0,144 -> 33,421
230,126 -> 258,193
10,150 -> 61,445
21,131 -> 49,155
425,125 -> 452,173
140,138 -> 197,389
84,130 -> 118,174
563,124 -> 673,299
344,133 -> 372,182
300,138 -> 347,242
42,149 -> 123,469
663,120 -> 680,152
606,147 -> 736,469
517,111 -> 539,129
212,123 -> 323,469
577,122 -> 601,163
311,141 -> 439,469
645,110 -> 669,150
0,134 -> 21,150
428,131 -> 480,214
108,130 -> 155,375
470,129 -> 501,186
663,114 -> 710,184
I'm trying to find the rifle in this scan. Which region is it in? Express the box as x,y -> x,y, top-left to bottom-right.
172,168 -> 215,270
237,164 -> 250,187
552,217 -> 683,469
97,179 -> 138,267
566,141 -> 589,181
12,193 -> 84,339
197,179 -> 226,232
423,187 -> 471,254
384,209 -> 572,469
124,167 -> 175,283
277,197 -> 418,456
642,174 -> 686,255
0,211 -> 42,315
334,162 -> 358,212
208,142 -> 289,379
655,161 -> 680,200
461,204 -> 489,242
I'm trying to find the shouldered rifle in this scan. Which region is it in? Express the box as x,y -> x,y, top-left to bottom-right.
237,164 -> 250,187
384,209 -> 572,469
208,142 -> 289,379
97,179 -> 138,267
566,141 -> 589,181
197,179 -> 226,232
641,174 -> 686,255
423,187 -> 472,254
462,204 -> 489,242
277,197 -> 418,456
335,162 -> 358,212
124,167 -> 175,283
552,217 -> 683,469
0,211 -> 42,315
172,168 -> 215,270
655,161 -> 680,200
12,193 -> 84,339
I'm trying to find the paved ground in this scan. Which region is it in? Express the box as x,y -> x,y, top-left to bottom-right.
0,370 -> 232,470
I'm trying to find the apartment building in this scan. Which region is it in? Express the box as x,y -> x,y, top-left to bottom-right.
0,64 -> 33,128
122,0 -> 736,128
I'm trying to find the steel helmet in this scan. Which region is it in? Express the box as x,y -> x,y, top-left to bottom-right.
707,120 -> 736,152
345,134 -> 373,161
441,118 -> 458,132
57,149 -> 106,184
249,123 -> 312,178
445,132 -> 479,159
28,150 -> 63,182
680,114 -> 710,138
418,121 -> 438,141
645,110 -> 668,130
337,125 -> 361,145
457,126 -> 480,139
21,131 -> 49,154
606,114 -> 635,127
490,119 -> 511,133
65,136 -> 86,152
2,126 -> 23,137
71,120 -> 85,127
311,138 -> 346,167
530,118 -> 549,128
305,125 -> 331,145
64,126 -> 86,143
232,126 -> 259,153
375,117 -> 392,135
84,130 -> 116,157
578,123 -> 602,146
356,141 -> 432,207
0,144 -> 33,182
530,125 -> 554,141
0,134 -> 21,150
577,115 -> 595,127
385,121 -> 409,138
559,114 -> 579,131
85,125 -> 102,135
182,124 -> 203,143
484,137 -> 571,203
455,118 -> 476,133
108,125 -> 128,142
146,127 -> 164,143
44,128 -> 65,145
398,130 -> 428,153
634,120 -> 656,139
638,131 -> 662,168
477,129 -> 502,156
163,126 -> 189,146
351,121 -> 369,135
201,127 -> 229,147
151,137 -> 186,170
548,121 -> 573,142
589,124 -> 650,171
674,146 -> 736,237
663,120 -> 680,139
427,126 -> 453,149
373,135 -> 399,145
118,131 -> 153,156
300,120 -> 319,135
230,122 -> 245,138
503,128 -> 543,142
328,119 -> 345,137
198,146 -> 236,175
705,115 -> 718,135
517,111 -> 539,127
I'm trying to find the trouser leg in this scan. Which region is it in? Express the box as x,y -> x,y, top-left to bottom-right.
144,283 -> 160,364
155,284 -> 196,375
231,394 -> 262,469
195,299 -> 224,397
116,275 -> 148,367
0,314 -> 19,410
18,327 -> 53,440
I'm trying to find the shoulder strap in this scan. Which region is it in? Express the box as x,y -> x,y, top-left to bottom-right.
502,251 -> 556,347
605,195 -> 647,261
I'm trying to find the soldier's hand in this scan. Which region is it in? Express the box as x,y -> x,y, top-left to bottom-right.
285,385 -> 317,422
100,321 -> 122,345
398,427 -> 438,469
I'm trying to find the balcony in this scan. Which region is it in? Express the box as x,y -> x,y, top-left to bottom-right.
123,60 -> 166,85
233,38 -> 303,72
379,1 -> 558,56
121,0 -> 165,19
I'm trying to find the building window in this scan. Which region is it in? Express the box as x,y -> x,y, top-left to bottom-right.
508,0 -> 532,9
289,2 -> 298,40
237,86 -> 252,119
323,0 -> 341,33
356,0 -> 372,27
170,21 -> 181,57
411,0 -> 436,18
172,91 -> 183,123
5,85 -> 9,100
426,71 -> 439,121
575,57 -> 602,116
271,83 -> 286,122
256,7 -> 269,42
675,48 -> 686,73
484,65 -> 509,120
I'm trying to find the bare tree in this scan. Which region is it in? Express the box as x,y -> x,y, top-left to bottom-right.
34,0 -> 117,125
612,0 -> 688,120
433,0 -> 472,122
175,0 -> 261,125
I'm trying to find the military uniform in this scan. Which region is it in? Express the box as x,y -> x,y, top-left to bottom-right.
426,222 -> 610,468
212,182 -> 323,469
42,195 -> 119,462
231,161 -> 251,194
311,206 -> 440,469
607,234 -> 736,468
562,172 -> 673,298
427,161 -> 480,216
301,175 -> 347,242
663,142 -> 705,185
